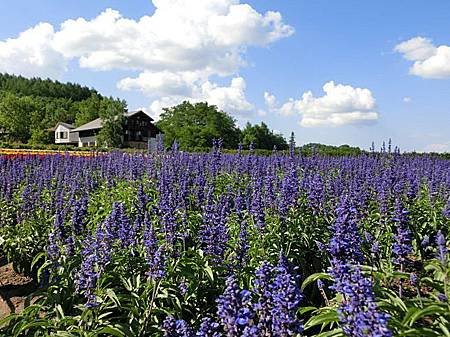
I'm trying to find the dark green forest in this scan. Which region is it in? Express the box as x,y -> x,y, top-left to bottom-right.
0,73 -> 121,144
0,73 -> 96,101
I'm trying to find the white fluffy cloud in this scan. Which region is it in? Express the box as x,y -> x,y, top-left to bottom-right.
201,77 -> 253,113
118,71 -> 203,97
0,23 -> 66,79
266,81 -> 379,127
395,37 -> 450,79
0,1 -> 293,116
147,76 -> 253,119
394,37 -> 436,61
424,142 -> 450,153
263,91 -> 277,109
51,3 -> 293,75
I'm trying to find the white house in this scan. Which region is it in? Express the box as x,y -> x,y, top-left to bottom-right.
54,122 -> 79,145
53,111 -> 162,148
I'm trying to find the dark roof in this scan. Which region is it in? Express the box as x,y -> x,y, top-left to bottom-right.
47,122 -> 76,132
125,110 -> 154,120
58,122 -> 75,129
71,110 -> 153,132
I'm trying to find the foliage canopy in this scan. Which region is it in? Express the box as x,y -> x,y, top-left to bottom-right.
156,101 -> 242,150
97,99 -> 127,148
241,122 -> 288,150
0,73 -> 123,145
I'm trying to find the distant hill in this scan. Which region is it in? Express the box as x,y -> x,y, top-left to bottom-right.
0,73 -> 99,102
0,73 -> 123,144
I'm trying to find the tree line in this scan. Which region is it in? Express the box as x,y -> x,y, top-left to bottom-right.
0,73 -> 95,101
156,101 -> 289,151
0,73 -> 367,154
0,73 -> 125,145
0,74 -> 289,150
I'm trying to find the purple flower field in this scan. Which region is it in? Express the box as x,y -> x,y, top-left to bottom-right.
0,149 -> 449,336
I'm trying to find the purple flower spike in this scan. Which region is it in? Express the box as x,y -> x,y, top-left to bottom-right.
436,230 -> 448,263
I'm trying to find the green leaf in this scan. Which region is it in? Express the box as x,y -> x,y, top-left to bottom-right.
204,265 -> 214,283
16,319 -> 52,335
37,260 -> 53,284
397,328 -> 442,337
439,322 -> 450,337
304,309 -> 339,330
0,313 -> 20,327
313,328 -> 345,337
54,332 -> 79,337
301,272 -> 332,291
94,324 -> 130,337
55,304 -> 65,319
106,288 -> 121,308
30,251 -> 46,270
299,306 -> 317,315
405,305 -> 446,326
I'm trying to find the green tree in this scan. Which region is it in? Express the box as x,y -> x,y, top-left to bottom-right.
289,131 -> 296,155
75,93 -> 102,126
241,122 -> 288,150
0,93 -> 34,142
96,98 -> 127,148
29,128 -> 53,145
299,143 -> 362,156
156,101 -> 241,150
0,73 -> 97,101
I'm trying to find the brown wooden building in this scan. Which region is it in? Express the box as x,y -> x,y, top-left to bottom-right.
123,111 -> 161,148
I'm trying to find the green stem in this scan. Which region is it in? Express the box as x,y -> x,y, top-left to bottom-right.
139,279 -> 162,337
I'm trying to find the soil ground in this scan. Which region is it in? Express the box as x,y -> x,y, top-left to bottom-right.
0,257 -> 36,318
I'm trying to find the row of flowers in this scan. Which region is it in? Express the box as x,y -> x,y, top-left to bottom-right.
0,148 -> 102,157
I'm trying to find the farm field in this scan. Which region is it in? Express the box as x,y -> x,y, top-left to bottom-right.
0,149 -> 449,336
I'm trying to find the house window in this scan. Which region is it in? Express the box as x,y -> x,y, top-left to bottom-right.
59,131 -> 68,139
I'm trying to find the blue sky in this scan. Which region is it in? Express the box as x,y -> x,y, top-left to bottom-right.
0,0 -> 449,151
